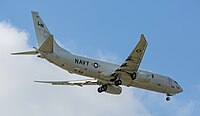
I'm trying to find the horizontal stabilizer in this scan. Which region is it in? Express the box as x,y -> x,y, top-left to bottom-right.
11,50 -> 37,55
34,79 -> 98,86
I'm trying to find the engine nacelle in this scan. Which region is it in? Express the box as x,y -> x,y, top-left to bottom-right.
134,73 -> 151,83
105,85 -> 122,95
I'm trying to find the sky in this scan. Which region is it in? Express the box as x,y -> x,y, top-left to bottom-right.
0,0 -> 200,116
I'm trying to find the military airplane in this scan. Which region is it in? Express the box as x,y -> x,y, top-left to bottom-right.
12,11 -> 183,101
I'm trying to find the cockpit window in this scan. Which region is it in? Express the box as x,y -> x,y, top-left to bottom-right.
174,81 -> 178,84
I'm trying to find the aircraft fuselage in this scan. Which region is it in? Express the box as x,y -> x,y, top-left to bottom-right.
43,50 -> 182,96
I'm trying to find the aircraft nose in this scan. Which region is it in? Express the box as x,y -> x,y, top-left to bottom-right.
177,86 -> 183,93
179,86 -> 183,93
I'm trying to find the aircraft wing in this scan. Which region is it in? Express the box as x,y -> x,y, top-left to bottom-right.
111,34 -> 148,77
34,79 -> 99,87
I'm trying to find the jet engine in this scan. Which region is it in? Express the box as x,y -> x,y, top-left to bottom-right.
98,84 -> 122,95
105,85 -> 122,94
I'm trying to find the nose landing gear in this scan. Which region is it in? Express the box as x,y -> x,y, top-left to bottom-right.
166,96 -> 170,101
166,94 -> 172,101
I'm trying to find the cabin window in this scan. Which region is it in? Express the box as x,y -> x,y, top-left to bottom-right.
174,81 -> 178,84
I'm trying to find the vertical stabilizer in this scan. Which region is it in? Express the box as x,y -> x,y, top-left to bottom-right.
31,11 -> 70,54
12,11 -> 70,56
32,11 -> 51,47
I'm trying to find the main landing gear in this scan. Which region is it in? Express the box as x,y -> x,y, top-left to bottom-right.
130,72 -> 137,80
114,80 -> 122,86
113,72 -> 136,86
110,73 -> 123,86
97,85 -> 107,93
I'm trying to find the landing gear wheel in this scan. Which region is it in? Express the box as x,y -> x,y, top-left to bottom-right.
131,72 -> 137,80
97,85 -> 107,93
102,85 -> 107,91
114,80 -> 122,86
110,76 -> 117,82
166,97 -> 170,101
97,87 -> 103,93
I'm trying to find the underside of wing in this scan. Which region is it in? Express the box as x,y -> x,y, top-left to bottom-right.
118,34 -> 147,73
109,34 -> 148,84
34,79 -> 98,87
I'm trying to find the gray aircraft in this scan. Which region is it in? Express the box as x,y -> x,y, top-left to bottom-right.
12,11 -> 183,101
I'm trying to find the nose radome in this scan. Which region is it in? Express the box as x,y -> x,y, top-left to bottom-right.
179,87 -> 183,93
176,85 -> 183,93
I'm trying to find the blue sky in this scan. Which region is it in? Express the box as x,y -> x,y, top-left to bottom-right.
1,0 -> 200,116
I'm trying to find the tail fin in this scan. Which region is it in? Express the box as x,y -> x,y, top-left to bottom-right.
32,11 -> 51,47
12,11 -> 69,56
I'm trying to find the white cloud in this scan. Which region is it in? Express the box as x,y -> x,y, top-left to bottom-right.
176,101 -> 195,116
132,90 -> 197,116
0,21 -> 152,116
1,21 -> 198,116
